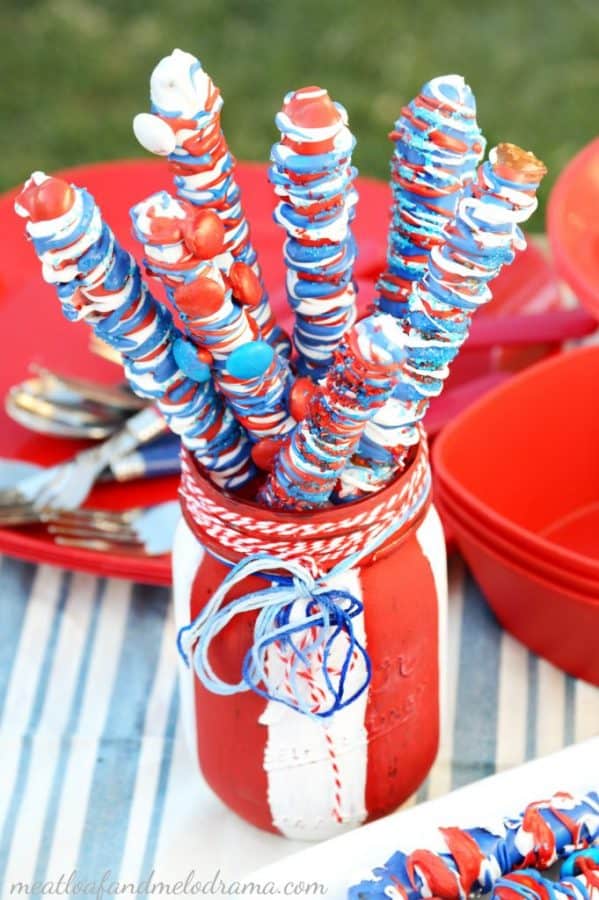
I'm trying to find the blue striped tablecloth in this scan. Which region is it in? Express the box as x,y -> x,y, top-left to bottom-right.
0,552 -> 597,895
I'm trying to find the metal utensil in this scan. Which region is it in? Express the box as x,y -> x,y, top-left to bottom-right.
89,332 -> 123,366
108,433 -> 181,481
46,501 -> 180,556
0,459 -> 44,491
6,379 -> 129,439
0,440 -> 180,523
0,406 -> 168,512
30,366 -> 145,411
6,395 -> 120,439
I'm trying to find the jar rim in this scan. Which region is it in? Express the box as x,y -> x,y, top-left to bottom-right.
180,429 -> 430,528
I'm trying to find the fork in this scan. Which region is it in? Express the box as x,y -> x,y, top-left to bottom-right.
0,405 -> 167,512
45,500 -> 180,555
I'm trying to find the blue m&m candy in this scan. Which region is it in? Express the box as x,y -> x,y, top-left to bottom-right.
173,337 -> 212,382
226,340 -> 274,380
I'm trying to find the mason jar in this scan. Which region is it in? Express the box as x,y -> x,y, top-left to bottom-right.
173,438 -> 447,841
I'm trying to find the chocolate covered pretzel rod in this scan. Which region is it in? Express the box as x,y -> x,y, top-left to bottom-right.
349,791 -> 599,900
270,86 -> 358,379
340,143 -> 547,499
130,191 -> 295,442
15,173 -> 255,490
377,75 -> 485,320
260,313 -> 406,510
491,849 -> 599,900
133,48 -> 290,356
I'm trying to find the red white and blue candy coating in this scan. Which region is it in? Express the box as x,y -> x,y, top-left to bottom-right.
176,274 -> 294,441
15,173 -> 255,491
131,192 -> 258,365
130,190 -> 231,292
561,848 -> 599,879
349,791 -> 599,900
349,143 -> 546,494
219,340 -> 295,442
176,265 -> 259,364
377,75 -> 485,320
270,86 -> 358,379
491,850 -> 599,900
260,314 -> 405,510
131,194 -> 294,442
130,191 -> 233,294
334,76 -> 483,496
132,48 -> 290,357
400,145 -> 546,402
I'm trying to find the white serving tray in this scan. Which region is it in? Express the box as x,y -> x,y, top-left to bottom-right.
248,737 -> 598,898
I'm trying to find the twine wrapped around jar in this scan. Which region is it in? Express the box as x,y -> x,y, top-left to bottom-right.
178,428 -> 431,575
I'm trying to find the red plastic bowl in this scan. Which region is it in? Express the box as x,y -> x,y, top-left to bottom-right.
439,497 -> 599,685
548,137 -> 599,317
435,491 -> 599,604
439,492 -> 599,599
437,468 -> 599,582
433,346 -> 599,580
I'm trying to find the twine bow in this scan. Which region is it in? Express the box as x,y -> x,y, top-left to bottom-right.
177,470 -> 431,718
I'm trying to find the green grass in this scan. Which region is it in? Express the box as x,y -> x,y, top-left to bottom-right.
2,0 -> 599,225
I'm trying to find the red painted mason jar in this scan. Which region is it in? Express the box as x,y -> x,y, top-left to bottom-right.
173,438 -> 447,841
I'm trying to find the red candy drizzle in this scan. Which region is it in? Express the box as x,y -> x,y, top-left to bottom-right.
439,828 -> 487,896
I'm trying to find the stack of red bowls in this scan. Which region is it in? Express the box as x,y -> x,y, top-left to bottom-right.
433,345 -> 599,686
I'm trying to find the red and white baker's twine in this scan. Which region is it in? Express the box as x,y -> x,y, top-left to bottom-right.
180,434 -> 430,576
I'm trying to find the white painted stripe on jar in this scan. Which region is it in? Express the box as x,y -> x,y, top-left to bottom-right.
262,566 -> 369,841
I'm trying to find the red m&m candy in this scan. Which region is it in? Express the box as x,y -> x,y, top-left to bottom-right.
229,262 -> 262,307
289,377 -> 318,422
175,276 -> 226,319
252,437 -> 287,472
148,215 -> 182,244
183,210 -> 226,259
17,177 -> 75,222
283,86 -> 341,130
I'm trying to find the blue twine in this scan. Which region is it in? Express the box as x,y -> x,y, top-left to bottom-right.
177,470 -> 431,718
